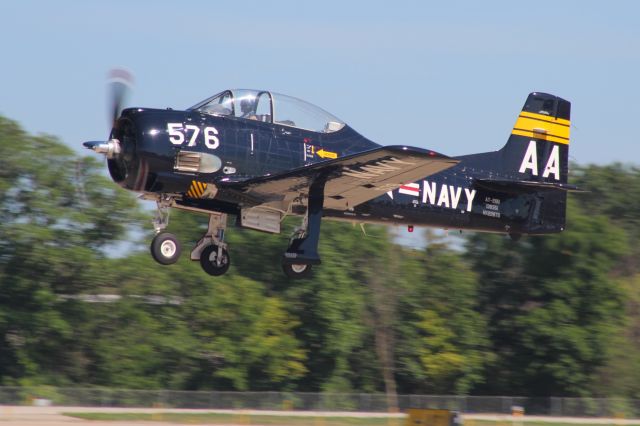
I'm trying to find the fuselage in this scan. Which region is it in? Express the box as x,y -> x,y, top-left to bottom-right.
110,105 -> 564,237
86,87 -> 571,277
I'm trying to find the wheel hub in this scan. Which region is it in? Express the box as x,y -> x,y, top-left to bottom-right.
291,264 -> 308,273
205,246 -> 228,266
160,240 -> 177,258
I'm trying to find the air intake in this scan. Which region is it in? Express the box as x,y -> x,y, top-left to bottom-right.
174,151 -> 222,174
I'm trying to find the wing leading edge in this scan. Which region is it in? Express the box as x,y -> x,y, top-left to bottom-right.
226,146 -> 459,210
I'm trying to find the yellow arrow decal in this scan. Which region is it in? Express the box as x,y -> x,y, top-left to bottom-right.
316,149 -> 338,159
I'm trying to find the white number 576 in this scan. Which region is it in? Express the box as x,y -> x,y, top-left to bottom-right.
167,123 -> 219,149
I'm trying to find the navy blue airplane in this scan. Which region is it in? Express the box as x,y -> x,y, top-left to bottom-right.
85,72 -> 576,278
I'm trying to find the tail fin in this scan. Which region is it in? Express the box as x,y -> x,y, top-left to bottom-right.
495,93 -> 573,234
501,92 -> 571,183
458,93 -> 573,235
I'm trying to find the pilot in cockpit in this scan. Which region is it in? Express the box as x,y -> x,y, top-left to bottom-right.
240,98 -> 258,121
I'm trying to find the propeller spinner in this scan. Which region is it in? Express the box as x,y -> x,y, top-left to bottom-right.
82,140 -> 121,158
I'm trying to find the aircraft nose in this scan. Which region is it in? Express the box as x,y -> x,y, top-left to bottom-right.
105,119 -> 142,189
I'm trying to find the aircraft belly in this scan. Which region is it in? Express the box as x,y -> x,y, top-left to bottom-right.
324,203 -> 522,234
323,181 -> 537,234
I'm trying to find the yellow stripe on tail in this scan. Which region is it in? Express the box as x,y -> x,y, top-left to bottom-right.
512,111 -> 570,145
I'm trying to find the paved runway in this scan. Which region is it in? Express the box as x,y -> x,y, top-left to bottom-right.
0,406 -> 404,425
2,406 -> 640,426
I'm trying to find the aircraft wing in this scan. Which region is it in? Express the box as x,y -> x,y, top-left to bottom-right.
226,146 -> 459,210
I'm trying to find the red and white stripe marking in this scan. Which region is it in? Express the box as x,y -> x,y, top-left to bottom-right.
398,182 -> 420,197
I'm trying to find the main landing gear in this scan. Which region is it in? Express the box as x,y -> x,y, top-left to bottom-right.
281,177 -> 326,279
148,198 -> 231,276
282,220 -> 314,279
190,213 -> 230,276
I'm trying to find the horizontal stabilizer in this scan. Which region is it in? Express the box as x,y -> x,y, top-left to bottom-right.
475,178 -> 584,193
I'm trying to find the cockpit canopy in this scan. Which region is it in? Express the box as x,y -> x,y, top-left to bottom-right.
189,89 -> 346,134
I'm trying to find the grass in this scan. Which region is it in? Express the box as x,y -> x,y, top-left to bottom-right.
64,412 -> 405,425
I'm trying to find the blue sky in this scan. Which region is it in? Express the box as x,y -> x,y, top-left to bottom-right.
2,0 -> 639,166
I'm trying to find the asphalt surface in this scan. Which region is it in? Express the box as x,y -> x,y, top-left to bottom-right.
2,406 -> 640,426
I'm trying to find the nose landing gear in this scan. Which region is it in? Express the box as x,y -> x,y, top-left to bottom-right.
149,197 -> 182,265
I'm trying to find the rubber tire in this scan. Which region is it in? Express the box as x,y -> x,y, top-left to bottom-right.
150,232 -> 182,265
282,263 -> 313,279
200,245 -> 231,276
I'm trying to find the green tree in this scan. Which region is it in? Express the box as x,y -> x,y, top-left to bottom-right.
572,163 -> 640,272
179,274 -> 307,390
395,234 -> 490,394
558,164 -> 640,398
467,201 -> 627,396
0,116 -> 141,385
591,274 -> 640,398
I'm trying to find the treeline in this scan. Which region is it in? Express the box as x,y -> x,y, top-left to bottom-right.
1,115 -> 639,398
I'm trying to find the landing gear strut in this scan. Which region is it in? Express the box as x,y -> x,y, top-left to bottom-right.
149,197 -> 182,265
145,185 -> 326,279
282,177 -> 326,279
191,213 -> 231,276
281,216 -> 313,279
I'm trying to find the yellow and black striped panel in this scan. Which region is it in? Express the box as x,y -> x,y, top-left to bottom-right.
186,180 -> 207,198
511,111 -> 570,145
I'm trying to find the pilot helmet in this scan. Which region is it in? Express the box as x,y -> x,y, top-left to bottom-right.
240,97 -> 255,115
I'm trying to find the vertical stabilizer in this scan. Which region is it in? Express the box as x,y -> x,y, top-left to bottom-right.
501,92 -> 571,183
